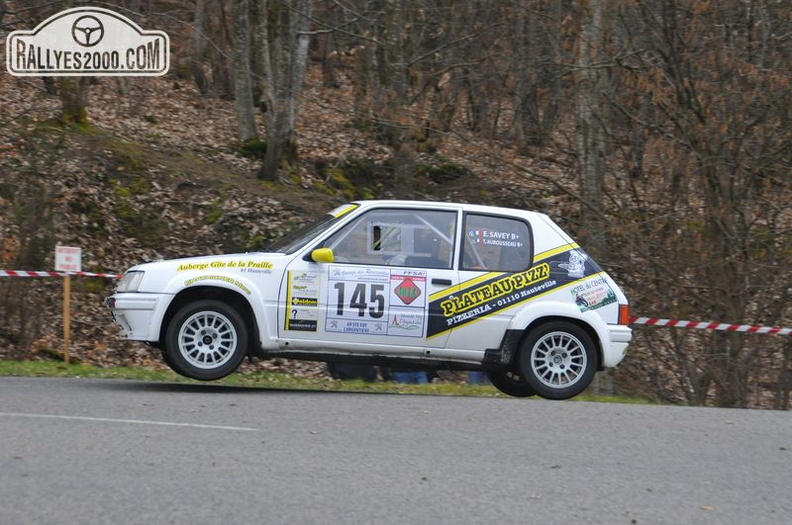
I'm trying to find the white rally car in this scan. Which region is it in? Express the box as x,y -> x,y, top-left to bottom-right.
106,200 -> 632,399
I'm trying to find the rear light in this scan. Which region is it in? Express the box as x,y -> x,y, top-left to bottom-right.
618,304 -> 631,326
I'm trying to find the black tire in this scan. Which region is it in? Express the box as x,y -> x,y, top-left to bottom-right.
518,321 -> 598,400
487,369 -> 536,398
160,349 -> 176,369
164,299 -> 249,381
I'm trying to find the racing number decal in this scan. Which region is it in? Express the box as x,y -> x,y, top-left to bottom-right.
326,266 -> 427,337
333,282 -> 385,318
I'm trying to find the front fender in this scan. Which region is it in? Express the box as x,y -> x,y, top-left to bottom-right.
158,271 -> 273,346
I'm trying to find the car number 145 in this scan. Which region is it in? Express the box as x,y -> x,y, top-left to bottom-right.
333,282 -> 385,319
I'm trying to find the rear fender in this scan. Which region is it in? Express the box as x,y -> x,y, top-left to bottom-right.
507,301 -> 610,366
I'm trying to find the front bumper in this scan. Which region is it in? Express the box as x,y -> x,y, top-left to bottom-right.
105,292 -> 170,342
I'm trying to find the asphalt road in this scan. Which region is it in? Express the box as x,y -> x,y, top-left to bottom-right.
0,377 -> 790,525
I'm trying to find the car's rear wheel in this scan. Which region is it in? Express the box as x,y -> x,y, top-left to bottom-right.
487,368 -> 536,397
518,321 -> 597,400
164,300 -> 248,381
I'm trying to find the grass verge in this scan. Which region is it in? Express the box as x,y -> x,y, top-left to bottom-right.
0,360 -> 651,403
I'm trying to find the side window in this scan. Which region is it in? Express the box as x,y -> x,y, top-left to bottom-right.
462,214 -> 532,272
323,209 -> 456,268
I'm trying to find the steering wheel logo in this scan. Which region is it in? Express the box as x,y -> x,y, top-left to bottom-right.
71,15 -> 104,47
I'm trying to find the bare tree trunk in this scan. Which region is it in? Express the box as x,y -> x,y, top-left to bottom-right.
514,0 -> 540,147
575,0 -> 606,256
425,70 -> 457,149
253,0 -> 276,132
286,0 -> 311,145
258,0 -> 312,180
210,0 -> 234,99
384,0 -> 414,197
352,17 -> 381,128
191,0 -> 210,95
233,0 -> 258,141
317,6 -> 339,88
58,77 -> 89,126
512,0 -> 563,149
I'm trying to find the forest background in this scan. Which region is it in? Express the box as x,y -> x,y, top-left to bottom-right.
0,0 -> 789,408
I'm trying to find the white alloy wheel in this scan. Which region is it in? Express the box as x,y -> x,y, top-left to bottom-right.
164,299 -> 249,381
177,311 -> 238,369
530,331 -> 587,388
519,321 -> 597,400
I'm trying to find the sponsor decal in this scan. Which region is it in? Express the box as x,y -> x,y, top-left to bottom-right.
388,312 -> 423,334
286,319 -> 317,331
559,250 -> 587,278
570,275 -> 617,312
177,260 -> 273,272
291,297 -> 318,307
394,277 -> 422,305
285,271 -> 320,331
329,266 -> 389,282
6,6 -> 169,76
178,262 -> 216,271
240,260 -> 274,269
183,275 -> 251,295
327,318 -> 387,334
427,245 -> 604,337
439,263 -> 550,317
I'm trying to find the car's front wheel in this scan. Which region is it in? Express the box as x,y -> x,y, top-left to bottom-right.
518,321 -> 597,400
164,300 -> 248,381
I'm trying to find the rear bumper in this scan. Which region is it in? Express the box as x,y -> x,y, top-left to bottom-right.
602,325 -> 632,368
105,292 -> 170,342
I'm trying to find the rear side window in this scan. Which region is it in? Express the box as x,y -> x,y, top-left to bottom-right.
462,214 -> 532,272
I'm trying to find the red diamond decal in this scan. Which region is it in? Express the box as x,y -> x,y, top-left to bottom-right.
394,278 -> 421,305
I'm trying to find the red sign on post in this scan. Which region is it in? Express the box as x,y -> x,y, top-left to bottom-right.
55,246 -> 81,272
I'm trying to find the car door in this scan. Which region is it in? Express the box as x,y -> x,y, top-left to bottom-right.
279,206 -> 459,355
433,212 -> 536,352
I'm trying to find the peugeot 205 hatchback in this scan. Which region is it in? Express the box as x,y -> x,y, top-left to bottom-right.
106,200 -> 632,399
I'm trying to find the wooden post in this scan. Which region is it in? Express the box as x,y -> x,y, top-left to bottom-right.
63,274 -> 71,364
55,246 -> 81,364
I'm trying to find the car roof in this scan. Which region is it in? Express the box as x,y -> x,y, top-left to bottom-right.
351,199 -> 546,219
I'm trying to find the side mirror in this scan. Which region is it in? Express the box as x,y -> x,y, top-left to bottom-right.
310,248 -> 334,263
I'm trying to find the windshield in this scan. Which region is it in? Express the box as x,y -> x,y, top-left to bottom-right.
264,203 -> 360,254
265,214 -> 338,254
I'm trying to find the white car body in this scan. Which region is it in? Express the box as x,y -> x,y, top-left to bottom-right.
107,200 -> 631,399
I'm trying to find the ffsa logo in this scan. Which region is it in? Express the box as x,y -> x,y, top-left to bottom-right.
6,6 -> 169,76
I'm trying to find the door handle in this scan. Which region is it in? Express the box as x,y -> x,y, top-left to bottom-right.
431,278 -> 452,286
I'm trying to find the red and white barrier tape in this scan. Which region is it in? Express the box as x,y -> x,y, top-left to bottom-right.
630,316 -> 791,336
0,270 -> 121,279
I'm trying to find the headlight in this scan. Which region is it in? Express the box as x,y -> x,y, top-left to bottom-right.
116,270 -> 145,292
